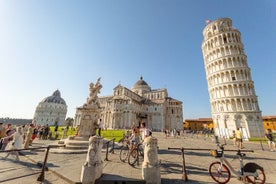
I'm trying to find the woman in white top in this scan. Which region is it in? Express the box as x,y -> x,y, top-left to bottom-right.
5,126 -> 23,160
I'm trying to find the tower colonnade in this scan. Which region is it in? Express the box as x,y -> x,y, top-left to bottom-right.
202,18 -> 264,138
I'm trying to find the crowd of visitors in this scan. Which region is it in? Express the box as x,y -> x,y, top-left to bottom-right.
0,122 -> 63,161
0,120 -> 275,161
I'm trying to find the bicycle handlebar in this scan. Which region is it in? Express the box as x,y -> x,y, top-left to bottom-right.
217,143 -> 254,154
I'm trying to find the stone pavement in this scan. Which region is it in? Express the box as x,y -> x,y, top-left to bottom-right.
1,132 -> 276,184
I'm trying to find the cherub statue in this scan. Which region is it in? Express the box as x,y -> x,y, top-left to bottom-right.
86,78 -> 102,105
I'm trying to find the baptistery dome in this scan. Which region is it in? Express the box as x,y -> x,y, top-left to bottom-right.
41,90 -> 66,105
33,90 -> 67,126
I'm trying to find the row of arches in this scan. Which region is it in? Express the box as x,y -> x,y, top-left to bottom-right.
144,91 -> 167,100
203,31 -> 241,51
203,19 -> 232,38
209,83 -> 256,99
204,44 -> 245,62
206,55 -> 248,75
207,68 -> 252,86
211,98 -> 260,113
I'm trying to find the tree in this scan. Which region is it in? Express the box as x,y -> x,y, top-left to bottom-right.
65,117 -> 74,128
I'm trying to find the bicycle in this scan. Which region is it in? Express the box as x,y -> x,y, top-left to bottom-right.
128,142 -> 144,166
209,137 -> 265,184
119,135 -> 131,162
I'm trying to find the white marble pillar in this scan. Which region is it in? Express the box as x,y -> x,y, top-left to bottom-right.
80,136 -> 103,184
142,136 -> 161,184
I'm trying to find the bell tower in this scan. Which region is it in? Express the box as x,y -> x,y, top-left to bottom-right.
201,18 -> 264,138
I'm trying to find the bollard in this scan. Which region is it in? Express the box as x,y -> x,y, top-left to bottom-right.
80,136 -> 103,184
142,136 -> 161,184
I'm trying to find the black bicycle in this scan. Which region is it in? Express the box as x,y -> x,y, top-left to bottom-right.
128,143 -> 144,166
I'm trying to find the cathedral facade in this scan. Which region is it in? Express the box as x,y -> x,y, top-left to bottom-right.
33,90 -> 67,126
98,77 -> 183,131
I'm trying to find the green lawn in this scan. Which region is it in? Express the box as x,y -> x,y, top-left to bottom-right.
50,126 -> 127,142
101,129 -> 126,142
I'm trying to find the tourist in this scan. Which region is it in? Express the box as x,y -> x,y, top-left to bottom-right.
4,126 -> 23,161
31,125 -> 38,144
37,125 -> 43,139
265,129 -> 275,152
128,127 -> 140,151
231,130 -> 237,146
235,128 -> 243,149
43,124 -> 50,140
164,129 -> 167,138
54,123 -> 59,139
24,123 -> 34,149
139,122 -> 151,142
0,122 -> 5,149
0,124 -> 15,151
0,122 -> 5,139
98,119 -> 103,137
22,124 -> 28,142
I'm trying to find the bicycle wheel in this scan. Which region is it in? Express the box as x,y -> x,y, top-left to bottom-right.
128,148 -> 138,166
246,168 -> 266,184
119,146 -> 129,162
136,145 -> 144,165
209,161 -> 231,184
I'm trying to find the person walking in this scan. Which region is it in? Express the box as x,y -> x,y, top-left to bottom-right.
265,129 -> 275,152
0,124 -> 15,151
4,126 -> 23,161
24,123 -> 34,149
235,128 -> 243,149
231,130 -> 237,146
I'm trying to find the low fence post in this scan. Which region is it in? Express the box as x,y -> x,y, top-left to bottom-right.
111,138 -> 115,154
37,146 -> 50,182
181,148 -> 188,181
104,141 -> 110,161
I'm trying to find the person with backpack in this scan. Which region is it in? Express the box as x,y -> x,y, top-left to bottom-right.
265,129 -> 275,152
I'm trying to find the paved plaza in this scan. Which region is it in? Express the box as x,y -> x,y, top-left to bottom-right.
1,132 -> 276,184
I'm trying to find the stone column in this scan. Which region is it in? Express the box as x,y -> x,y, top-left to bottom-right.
142,136 -> 161,184
80,136 -> 103,184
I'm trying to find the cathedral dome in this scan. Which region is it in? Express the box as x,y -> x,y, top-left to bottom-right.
131,76 -> 151,95
41,90 -> 66,105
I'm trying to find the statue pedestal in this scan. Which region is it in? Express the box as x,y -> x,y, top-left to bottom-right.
55,103 -> 100,153
77,105 -> 100,138
142,137 -> 161,184
80,136 -> 103,184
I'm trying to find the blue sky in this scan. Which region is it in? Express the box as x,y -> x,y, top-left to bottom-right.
0,0 -> 275,119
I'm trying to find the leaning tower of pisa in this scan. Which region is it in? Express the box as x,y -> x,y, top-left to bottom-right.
201,18 -> 264,139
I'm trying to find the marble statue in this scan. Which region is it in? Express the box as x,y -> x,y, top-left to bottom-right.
86,77 -> 102,105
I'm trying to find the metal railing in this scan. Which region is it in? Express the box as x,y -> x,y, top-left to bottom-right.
104,138 -> 115,161
0,145 -> 65,182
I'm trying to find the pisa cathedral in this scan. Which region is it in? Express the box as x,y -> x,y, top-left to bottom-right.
201,18 -> 265,138
95,77 -> 183,131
